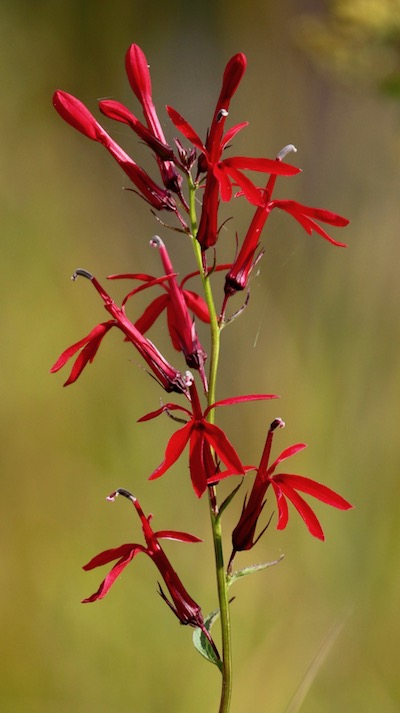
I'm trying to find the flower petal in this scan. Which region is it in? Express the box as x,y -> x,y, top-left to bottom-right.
271,481 -> 289,530
82,546 -> 141,602
125,44 -> 152,103
224,156 -> 301,176
148,422 -> 193,480
203,422 -> 244,475
50,321 -> 115,386
275,474 -> 353,510
267,443 -> 307,475
166,106 -> 206,153
206,393 -> 279,416
134,294 -> 169,333
189,429 -> 208,497
138,403 -> 191,422
153,530 -> 202,543
183,290 -> 210,323
272,478 -> 325,540
53,91 -> 102,141
221,121 -> 249,150
83,543 -> 138,570
214,162 -> 234,201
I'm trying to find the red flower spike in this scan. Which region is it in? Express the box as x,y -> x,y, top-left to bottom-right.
82,489 -> 219,659
50,269 -> 188,395
125,44 -> 182,194
139,381 -> 278,497
53,90 -> 176,211
210,419 -> 353,559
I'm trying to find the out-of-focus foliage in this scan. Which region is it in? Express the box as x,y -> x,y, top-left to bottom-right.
298,0 -> 400,94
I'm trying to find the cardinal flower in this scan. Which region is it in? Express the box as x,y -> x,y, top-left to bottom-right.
208,418 -> 352,564
82,489 -> 219,659
53,90 -> 176,212
224,145 -> 349,299
139,379 -> 278,497
124,43 -> 182,194
108,236 -> 209,386
166,54 -> 301,249
50,269 -> 188,394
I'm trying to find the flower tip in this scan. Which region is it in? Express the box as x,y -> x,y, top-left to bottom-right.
72,268 -> 94,282
217,108 -> 229,122
277,144 -> 297,161
150,235 -> 164,248
271,417 -> 285,431
184,371 -> 194,388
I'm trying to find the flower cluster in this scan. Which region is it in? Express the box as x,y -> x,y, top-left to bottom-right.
52,43 -> 352,676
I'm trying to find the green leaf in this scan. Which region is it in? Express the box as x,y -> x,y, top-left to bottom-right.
192,608 -> 223,672
228,555 -> 284,588
218,479 -> 243,517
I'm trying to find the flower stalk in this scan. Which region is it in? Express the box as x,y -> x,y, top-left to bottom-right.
51,43 -> 352,713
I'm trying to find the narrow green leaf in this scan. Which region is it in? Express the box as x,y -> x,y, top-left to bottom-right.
192,608 -> 223,672
219,479 -> 243,517
228,555 -> 284,588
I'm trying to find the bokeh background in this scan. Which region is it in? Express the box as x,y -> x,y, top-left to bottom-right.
2,1 -> 400,711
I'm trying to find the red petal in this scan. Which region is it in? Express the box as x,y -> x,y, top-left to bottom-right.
271,482 -> 289,530
224,156 -> 301,176
189,430 -> 208,497
134,294 -> 169,334
275,474 -> 353,510
222,164 -> 263,205
166,106 -> 206,153
203,422 -> 244,475
138,403 -> 190,422
82,547 -> 141,603
273,479 -> 325,540
153,530 -> 202,543
214,163 -> 233,201
53,91 -> 102,141
268,443 -> 307,475
148,422 -> 193,480
83,543 -> 137,570
50,322 -> 114,385
271,200 -> 347,247
221,122 -> 248,149
275,200 -> 349,227
122,275 -> 176,307
107,272 -> 156,281
125,44 -> 152,103
183,290 -> 210,323
206,393 -> 278,416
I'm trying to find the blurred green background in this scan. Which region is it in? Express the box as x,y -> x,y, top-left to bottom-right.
2,0 -> 400,711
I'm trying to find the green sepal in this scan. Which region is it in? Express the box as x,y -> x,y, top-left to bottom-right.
227,555 -> 284,588
192,608 -> 223,672
218,479 -> 243,517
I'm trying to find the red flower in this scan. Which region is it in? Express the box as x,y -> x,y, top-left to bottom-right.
108,236 -> 209,386
124,44 -> 182,194
139,379 -> 278,497
53,90 -> 176,212
209,419 -> 352,556
50,269 -> 188,394
82,489 -> 219,658
224,145 -> 349,298
167,101 -> 301,250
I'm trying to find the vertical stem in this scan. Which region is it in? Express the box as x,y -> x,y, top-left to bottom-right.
187,175 -> 232,713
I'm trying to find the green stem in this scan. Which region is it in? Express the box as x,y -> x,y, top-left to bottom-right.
187,175 -> 232,713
